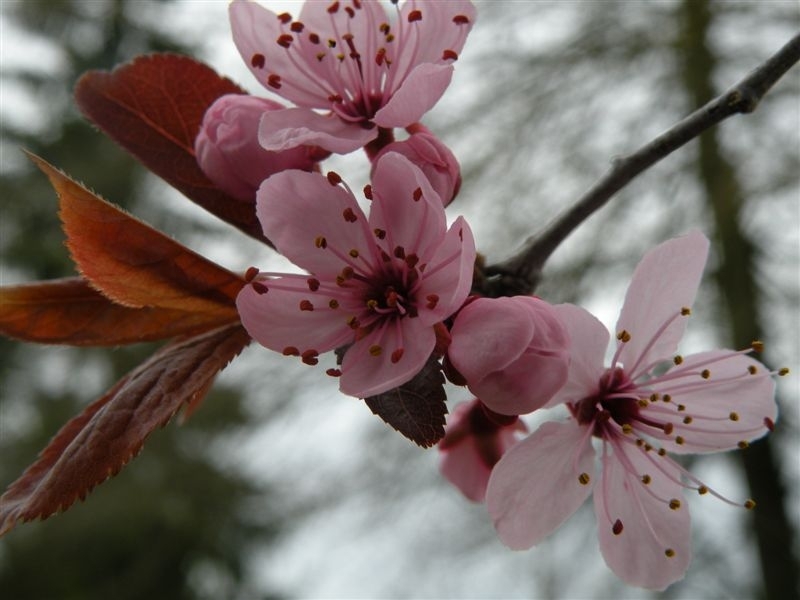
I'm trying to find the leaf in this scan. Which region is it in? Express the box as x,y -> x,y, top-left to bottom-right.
0,324 -> 251,536
0,277 -> 240,346
74,53 -> 268,244
364,357 -> 449,448
29,153 -> 244,315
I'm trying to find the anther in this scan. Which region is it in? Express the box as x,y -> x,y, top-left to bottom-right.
412,187 -> 423,201
391,348 -> 404,364
343,207 -> 358,222
658,448 -> 667,456
663,423 -> 674,435
329,299 -> 340,309
698,485 -> 708,495
407,9 -> 422,22
307,277 -> 320,291
764,417 -> 775,432
369,344 -> 382,357
578,473 -> 590,485
373,228 -> 386,240
267,74 -> 282,89
744,499 -> 756,510
363,184 -> 373,199
748,365 -> 758,375
375,48 -> 387,66
662,394 -> 672,402
327,1 -> 340,13
251,53 -> 266,69
394,246 -> 406,259
738,441 -> 749,449
612,520 -> 623,535
405,254 -> 419,269
299,300 -> 314,311
621,424 -> 633,435
277,34 -> 294,48
290,21 -> 304,32
327,171 -> 343,185
751,340 -> 764,353
681,307 -> 692,316
426,294 -> 439,309
673,355 -> 684,365
729,412 -> 740,422
277,12 -> 292,23
282,346 -> 300,356
315,236 -> 328,248
309,32 -> 320,44
677,403 -> 686,412
326,368 -> 342,377
638,398 -> 649,408
244,266 -> 260,282
252,282 -> 269,295
345,6 -> 355,17
442,49 -> 458,61
616,330 -> 631,343
349,249 -> 359,258
675,436 -> 685,445
452,14 -> 470,24
665,549 -> 676,558
669,499 -> 681,510
301,349 -> 319,365
779,367 -> 790,376
701,369 -> 711,379
642,474 -> 652,485
683,416 -> 693,425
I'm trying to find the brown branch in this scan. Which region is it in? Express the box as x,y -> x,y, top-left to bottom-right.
483,31 -> 800,296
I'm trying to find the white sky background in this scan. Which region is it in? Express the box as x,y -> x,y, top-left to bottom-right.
1,1 -> 799,598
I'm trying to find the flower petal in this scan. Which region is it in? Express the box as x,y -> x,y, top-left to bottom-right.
594,438 -> 691,590
487,420 -> 595,550
439,436 -> 493,503
373,63 -> 454,128
259,108 -> 378,153
340,316 -> 435,398
546,303 -> 610,408
415,216 -> 476,325
256,169 -> 373,278
615,230 -> 710,377
650,350 -> 777,454
369,152 -> 447,261
237,277 -> 353,356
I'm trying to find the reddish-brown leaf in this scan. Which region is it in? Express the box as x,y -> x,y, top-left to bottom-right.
0,324 -> 251,536
365,357 -> 449,448
0,277 -> 240,346
29,154 -> 244,315
74,53 -> 268,243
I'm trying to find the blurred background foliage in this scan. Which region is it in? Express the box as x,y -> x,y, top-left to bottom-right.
1,1 -> 798,599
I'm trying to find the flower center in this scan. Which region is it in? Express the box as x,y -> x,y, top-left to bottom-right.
571,367 -> 643,437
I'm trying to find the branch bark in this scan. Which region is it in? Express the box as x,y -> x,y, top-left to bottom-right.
483,30 -> 800,296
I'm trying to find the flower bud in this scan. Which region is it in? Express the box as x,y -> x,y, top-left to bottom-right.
438,399 -> 526,502
195,94 -> 328,200
371,124 -> 461,206
447,296 -> 571,416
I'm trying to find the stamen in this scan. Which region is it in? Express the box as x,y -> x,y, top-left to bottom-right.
578,473 -> 591,485
612,519 -> 623,535
299,300 -> 314,311
327,171 -> 343,185
301,349 -> 319,365
665,549 -> 676,558
282,346 -> 300,356
251,53 -> 266,69
369,344 -> 382,357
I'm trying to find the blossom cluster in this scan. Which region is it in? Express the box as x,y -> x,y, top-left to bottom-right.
187,0 -> 788,591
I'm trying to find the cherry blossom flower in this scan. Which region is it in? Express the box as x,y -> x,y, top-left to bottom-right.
229,0 -> 476,154
486,230 -> 782,590
439,399 -> 527,502
447,295 -> 571,416
195,94 -> 328,201
372,123 -> 461,206
236,152 -> 476,398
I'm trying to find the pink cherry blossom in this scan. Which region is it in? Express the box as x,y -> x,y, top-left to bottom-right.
229,0 -> 476,153
486,230 -> 781,590
195,94 -> 328,200
372,124 -> 461,206
439,399 -> 527,502
236,152 -> 476,398
447,295 -> 571,416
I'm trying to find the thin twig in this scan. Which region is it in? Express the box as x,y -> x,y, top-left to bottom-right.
483,31 -> 800,296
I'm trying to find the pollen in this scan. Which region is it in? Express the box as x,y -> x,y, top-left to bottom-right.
578,473 -> 590,485
369,344 -> 382,357
729,412 -> 740,422
616,330 -> 631,342
669,499 -> 681,510
665,548 -> 676,558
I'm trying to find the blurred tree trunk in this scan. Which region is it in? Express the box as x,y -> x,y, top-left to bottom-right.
678,1 -> 799,598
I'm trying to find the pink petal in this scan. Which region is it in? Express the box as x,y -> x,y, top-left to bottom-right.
369,152 -> 447,261
439,436 -> 493,502
546,303 -> 610,408
650,350 -> 777,454
594,439 -> 691,590
259,108 -> 378,153
487,420 -> 595,550
229,0 -> 326,108
415,216 -> 476,323
256,170 -> 373,278
373,63 -> 454,128
397,0 -> 477,65
615,230 -> 710,377
237,277 -> 354,356
339,316 -> 435,398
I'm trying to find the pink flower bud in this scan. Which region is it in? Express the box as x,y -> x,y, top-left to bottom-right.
195,94 -> 327,201
371,125 -> 461,206
447,296 -> 571,416
438,399 -> 527,502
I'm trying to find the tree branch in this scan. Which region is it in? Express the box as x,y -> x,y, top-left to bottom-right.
483,31 -> 800,296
